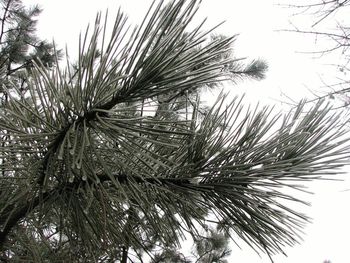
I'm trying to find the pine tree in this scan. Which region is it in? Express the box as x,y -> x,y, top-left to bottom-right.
151,227 -> 231,263
0,0 -> 59,104
0,0 -> 349,262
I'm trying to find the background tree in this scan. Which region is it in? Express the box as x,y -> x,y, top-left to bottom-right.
279,0 -> 350,108
151,227 -> 231,263
0,0 -> 349,262
0,0 -> 59,104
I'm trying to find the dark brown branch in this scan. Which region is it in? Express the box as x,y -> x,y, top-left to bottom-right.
96,172 -> 191,186
6,61 -> 31,76
121,246 -> 128,263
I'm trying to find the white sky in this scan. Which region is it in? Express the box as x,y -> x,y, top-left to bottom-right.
22,0 -> 350,262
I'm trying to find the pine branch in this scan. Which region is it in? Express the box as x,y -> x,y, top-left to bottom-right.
1,1 -> 349,260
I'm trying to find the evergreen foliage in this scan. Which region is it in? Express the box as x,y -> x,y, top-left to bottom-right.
0,0 -> 59,104
151,227 -> 231,263
0,0 -> 349,262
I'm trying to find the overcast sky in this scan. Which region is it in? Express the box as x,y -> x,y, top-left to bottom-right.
22,0 -> 350,262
